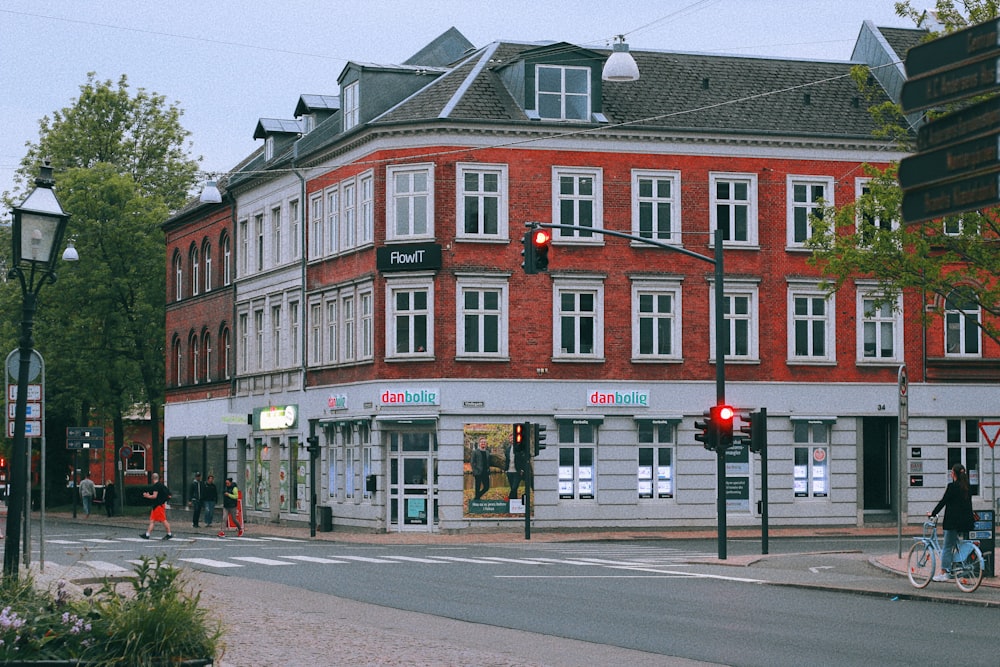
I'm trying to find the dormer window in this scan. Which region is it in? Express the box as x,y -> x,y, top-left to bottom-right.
265,136 -> 275,161
537,65 -> 590,120
343,81 -> 359,131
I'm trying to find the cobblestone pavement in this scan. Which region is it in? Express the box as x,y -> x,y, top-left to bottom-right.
13,511 -> 1000,665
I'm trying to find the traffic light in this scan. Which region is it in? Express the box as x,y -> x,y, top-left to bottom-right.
531,228 -> 552,271
306,435 -> 320,458
533,423 -> 547,456
740,408 -> 768,454
513,423 -> 527,455
713,404 -> 735,451
521,230 -> 538,274
694,409 -> 718,451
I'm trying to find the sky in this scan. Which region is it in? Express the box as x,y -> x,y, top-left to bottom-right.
0,0 -> 920,204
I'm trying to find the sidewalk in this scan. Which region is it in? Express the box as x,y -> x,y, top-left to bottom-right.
15,511 -> 1000,666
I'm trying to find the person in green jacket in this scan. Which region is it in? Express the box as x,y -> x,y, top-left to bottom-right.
218,477 -> 244,537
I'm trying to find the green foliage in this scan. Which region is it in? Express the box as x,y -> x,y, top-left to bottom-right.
810,2 -> 1000,346
0,556 -> 221,665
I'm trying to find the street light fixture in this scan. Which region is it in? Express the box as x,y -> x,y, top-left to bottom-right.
3,161 -> 74,579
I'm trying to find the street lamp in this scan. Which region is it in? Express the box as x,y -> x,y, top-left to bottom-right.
3,162 -> 73,579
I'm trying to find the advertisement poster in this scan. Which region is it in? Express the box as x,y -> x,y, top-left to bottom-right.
463,423 -> 533,518
725,441 -> 751,512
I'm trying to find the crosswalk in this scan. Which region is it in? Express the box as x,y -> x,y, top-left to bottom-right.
39,538 -> 718,575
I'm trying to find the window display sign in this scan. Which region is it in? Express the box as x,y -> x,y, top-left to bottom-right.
463,423 -> 533,518
725,440 -> 751,512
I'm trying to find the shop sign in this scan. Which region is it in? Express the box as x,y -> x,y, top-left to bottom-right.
587,389 -> 649,406
376,242 -> 442,272
328,394 -> 347,410
254,404 -> 298,430
379,388 -> 439,406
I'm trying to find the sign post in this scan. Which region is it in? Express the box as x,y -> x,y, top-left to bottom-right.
898,365 -> 908,558
979,421 -> 1000,516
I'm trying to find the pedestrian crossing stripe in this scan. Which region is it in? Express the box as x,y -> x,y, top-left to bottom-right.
282,555 -> 350,564
231,556 -> 294,566
179,557 -> 242,568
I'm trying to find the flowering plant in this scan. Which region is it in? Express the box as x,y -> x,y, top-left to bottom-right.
0,555 -> 221,665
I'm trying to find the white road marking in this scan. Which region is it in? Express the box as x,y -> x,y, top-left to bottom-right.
230,556 -> 294,566
179,557 -> 243,568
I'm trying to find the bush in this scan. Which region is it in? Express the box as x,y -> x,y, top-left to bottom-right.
0,555 -> 221,665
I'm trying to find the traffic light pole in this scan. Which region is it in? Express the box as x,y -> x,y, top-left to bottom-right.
529,224 -> 728,559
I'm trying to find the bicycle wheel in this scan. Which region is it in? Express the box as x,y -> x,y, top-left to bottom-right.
954,545 -> 984,593
907,541 -> 935,588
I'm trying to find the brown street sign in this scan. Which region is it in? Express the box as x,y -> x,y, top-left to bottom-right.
918,96 -> 1000,151
899,133 -> 1000,190
901,56 -> 1000,113
905,18 -> 1000,79
901,170 -> 1000,223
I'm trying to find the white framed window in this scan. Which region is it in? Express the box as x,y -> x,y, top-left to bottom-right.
271,304 -> 282,368
793,421 -> 830,499
239,220 -> 249,276
788,283 -> 835,363
457,163 -> 508,239
554,278 -> 604,360
173,252 -> 183,301
456,276 -> 508,359
254,213 -> 265,272
271,205 -> 282,265
326,299 -> 338,364
173,338 -> 182,386
360,172 -> 374,245
638,421 -> 674,499
553,167 -> 602,242
203,332 -> 213,383
711,172 -> 758,245
948,419 -> 981,496
385,275 -> 434,359
203,242 -> 212,292
342,181 -> 356,250
190,246 -> 199,296
632,278 -> 682,361
342,294 -> 356,362
222,233 -> 231,286
191,334 -> 200,385
855,178 -> 897,245
254,308 -> 264,370
360,290 -> 373,360
289,199 -> 300,260
632,170 -> 680,243
558,421 -> 596,500
342,80 -> 359,131
536,64 -> 590,121
787,176 -> 833,248
238,312 -> 249,373
289,301 -> 300,365
945,288 -> 981,357
326,187 -> 339,255
222,327 -> 231,380
387,164 -> 434,240
856,286 -> 902,364
709,279 -> 759,361
309,195 -> 323,259
309,302 -> 322,366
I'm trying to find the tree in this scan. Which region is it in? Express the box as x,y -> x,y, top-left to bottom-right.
808,1 -> 1000,347
3,73 -> 199,486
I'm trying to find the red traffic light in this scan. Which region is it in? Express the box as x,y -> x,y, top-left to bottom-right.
532,228 -> 552,247
716,405 -> 735,422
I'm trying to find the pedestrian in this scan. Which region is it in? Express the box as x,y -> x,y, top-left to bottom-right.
140,472 -> 173,540
189,472 -> 204,527
79,472 -> 96,518
202,474 -> 218,527
929,463 -> 975,581
219,477 -> 243,537
103,481 -> 116,517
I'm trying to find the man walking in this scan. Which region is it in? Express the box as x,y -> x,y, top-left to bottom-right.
79,472 -> 96,518
202,474 -> 218,527
140,473 -> 173,540
189,472 -> 204,527
219,477 -> 243,537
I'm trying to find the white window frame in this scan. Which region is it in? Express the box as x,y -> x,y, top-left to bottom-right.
557,421 -> 597,500
456,275 -> 509,360
793,420 -> 831,499
632,169 -> 680,244
289,199 -> 300,260
326,297 -> 338,364
787,282 -> 836,364
945,289 -> 982,357
326,186 -> 340,256
271,205 -> 282,266
786,176 -> 833,248
360,289 -> 373,361
173,253 -> 183,301
710,172 -> 758,246
271,303 -> 282,369
289,301 -> 300,365
709,279 -> 759,362
203,332 -> 213,383
553,278 -> 604,361
456,163 -> 509,240
309,302 -> 322,367
203,242 -> 212,293
536,64 -> 591,121
342,180 -> 357,250
637,421 -> 675,500
238,312 -> 249,373
239,219 -> 249,276
254,213 -> 265,272
189,246 -> 199,296
342,80 -> 359,131
855,177 -> 898,245
385,275 -> 434,360
386,164 -> 434,241
359,171 -> 374,246
342,294 -> 356,362
631,277 -> 682,361
309,195 -> 323,260
855,284 -> 903,365
222,234 -> 231,286
552,166 -> 603,244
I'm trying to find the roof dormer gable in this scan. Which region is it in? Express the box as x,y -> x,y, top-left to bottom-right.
336,62 -> 447,131
253,118 -> 303,161
497,42 -> 608,122
294,94 -> 340,133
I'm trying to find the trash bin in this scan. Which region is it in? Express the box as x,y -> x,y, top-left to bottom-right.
318,505 -> 333,532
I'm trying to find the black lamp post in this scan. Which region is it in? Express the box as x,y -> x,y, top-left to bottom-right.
3,162 -> 72,579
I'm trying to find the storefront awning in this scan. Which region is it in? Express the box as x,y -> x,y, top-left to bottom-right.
373,414 -> 439,425
554,414 -> 604,425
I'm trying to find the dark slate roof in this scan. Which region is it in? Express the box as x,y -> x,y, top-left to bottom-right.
294,94 -> 340,116
253,118 -> 304,139
403,27 -> 475,67
876,26 -> 928,60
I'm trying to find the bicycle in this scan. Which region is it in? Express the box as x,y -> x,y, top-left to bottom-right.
907,515 -> 985,592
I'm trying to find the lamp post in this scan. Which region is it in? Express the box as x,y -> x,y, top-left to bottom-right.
3,162 -> 72,579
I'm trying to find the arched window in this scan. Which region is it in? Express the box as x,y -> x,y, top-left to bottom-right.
204,331 -> 213,383
173,252 -> 183,301
191,333 -> 200,384
222,233 -> 232,286
203,241 -> 213,293
221,326 -> 231,380
190,245 -> 200,297
945,288 -> 981,357
172,337 -> 182,386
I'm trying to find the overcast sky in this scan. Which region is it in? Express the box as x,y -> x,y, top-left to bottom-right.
1,0 -> 918,203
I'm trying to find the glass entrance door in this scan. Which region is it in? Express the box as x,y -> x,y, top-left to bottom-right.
387,431 -> 437,531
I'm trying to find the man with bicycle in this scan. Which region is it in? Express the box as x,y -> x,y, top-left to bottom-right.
928,463 -> 975,582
